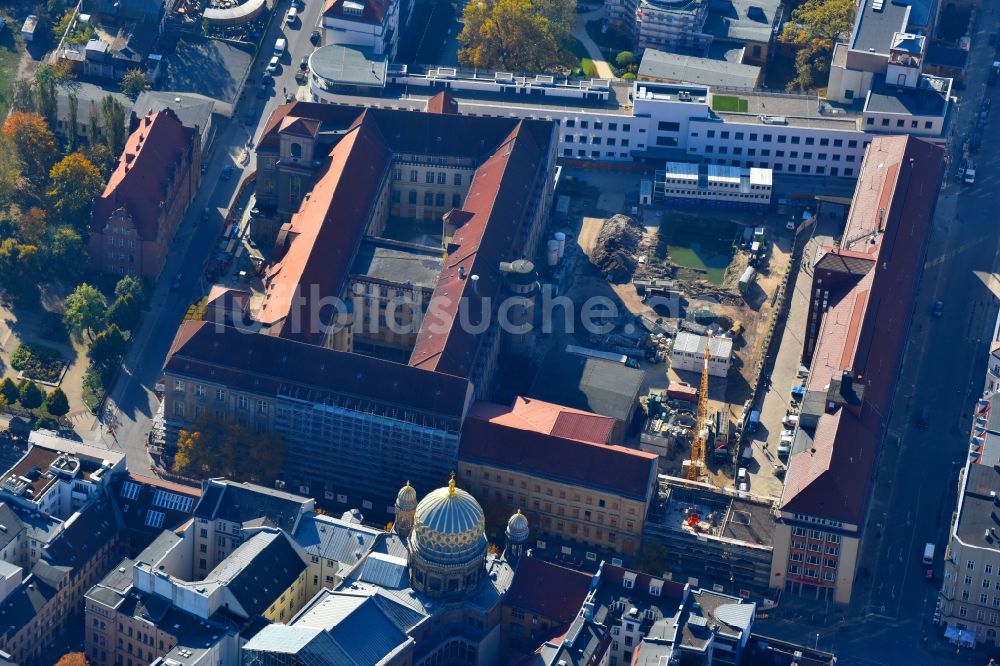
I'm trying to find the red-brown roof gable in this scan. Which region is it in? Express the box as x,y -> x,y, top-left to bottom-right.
259,111 -> 391,341
780,135 -> 944,524
504,556 -> 592,623
427,91 -> 459,114
459,417 -> 656,500
409,121 -> 545,377
469,397 -> 615,444
92,109 -> 195,241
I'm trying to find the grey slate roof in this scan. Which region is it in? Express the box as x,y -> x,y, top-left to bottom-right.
528,351 -> 644,424
292,513 -> 381,577
638,49 -> 760,89
309,44 -> 389,88
0,574 -> 57,639
703,0 -> 780,44
956,464 -> 1000,549
193,479 -> 310,532
42,497 -> 117,568
0,505 -> 23,552
850,0 -> 910,55
865,74 -> 948,116
131,91 -> 216,135
206,530 -> 307,618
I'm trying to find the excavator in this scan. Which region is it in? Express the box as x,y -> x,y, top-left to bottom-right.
685,334 -> 712,482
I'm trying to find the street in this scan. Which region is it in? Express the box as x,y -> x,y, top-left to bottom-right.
89,0 -> 324,477
757,8 -> 1000,666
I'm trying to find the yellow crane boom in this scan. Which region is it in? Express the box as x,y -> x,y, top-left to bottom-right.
686,335 -> 712,481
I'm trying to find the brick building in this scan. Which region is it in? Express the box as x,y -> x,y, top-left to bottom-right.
90,108 -> 200,278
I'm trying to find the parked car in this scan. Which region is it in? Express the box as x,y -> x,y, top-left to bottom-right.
310,29 -> 321,45
932,300 -> 943,318
300,56 -> 309,70
266,56 -> 280,74
917,406 -> 930,430
971,131 -> 983,152
783,414 -> 800,428
171,272 -> 183,291
285,7 -> 297,24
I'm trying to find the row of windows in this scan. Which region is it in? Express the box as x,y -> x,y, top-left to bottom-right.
956,606 -> 1000,625
866,117 -> 936,129
563,149 -> 631,159
564,135 -> 631,147
564,119 -> 631,132
392,169 -> 464,186
792,528 -> 842,542
704,145 -> 857,162
787,564 -> 836,581
704,130 -> 858,149
391,190 -> 463,207
661,189 -> 768,199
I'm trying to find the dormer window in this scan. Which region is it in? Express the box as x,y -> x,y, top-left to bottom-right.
343,1 -> 364,15
623,572 -> 636,589
650,580 -> 662,596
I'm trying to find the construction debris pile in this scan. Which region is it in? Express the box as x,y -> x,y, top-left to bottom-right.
591,214 -> 644,282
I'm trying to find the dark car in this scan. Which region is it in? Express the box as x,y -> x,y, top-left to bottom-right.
310,29 -> 321,45
300,56 -> 308,70
171,272 -> 183,291
917,406 -> 930,430
932,300 -> 943,317
971,131 -> 982,152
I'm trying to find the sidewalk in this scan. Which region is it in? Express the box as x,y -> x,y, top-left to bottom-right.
572,9 -> 616,80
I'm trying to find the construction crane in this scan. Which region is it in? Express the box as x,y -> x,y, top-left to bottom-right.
686,334 -> 712,481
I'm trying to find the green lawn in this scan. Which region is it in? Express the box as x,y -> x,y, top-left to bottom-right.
563,37 -> 597,76
0,25 -> 21,117
711,95 -> 749,113
657,212 -> 737,285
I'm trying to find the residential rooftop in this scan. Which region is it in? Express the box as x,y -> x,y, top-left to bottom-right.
349,237 -> 443,290
637,49 -> 761,89
850,0 -> 911,55
864,73 -> 951,116
955,463 -> 1000,551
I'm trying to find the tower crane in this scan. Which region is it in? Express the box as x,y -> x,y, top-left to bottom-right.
686,334 -> 712,482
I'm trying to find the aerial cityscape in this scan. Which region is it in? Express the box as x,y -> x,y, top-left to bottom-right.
0,0 -> 990,664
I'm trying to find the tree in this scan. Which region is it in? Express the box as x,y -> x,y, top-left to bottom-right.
88,100 -> 101,147
84,142 -> 114,179
100,95 -> 127,158
173,414 -> 286,483
33,66 -> 58,128
47,153 -> 103,227
44,387 -> 70,417
9,80 -> 35,114
615,51 -> 635,68
0,378 -> 19,406
120,69 -> 148,100
89,324 -> 127,366
47,0 -> 68,16
63,283 -> 107,335
0,239 -> 40,298
2,113 -> 58,191
55,653 -> 89,666
0,136 -> 22,209
18,380 -> 44,410
780,0 -> 855,91
66,91 -> 79,152
114,275 -> 145,302
458,0 -> 563,72
107,294 -> 142,332
48,226 -> 86,283
633,541 -> 668,576
16,207 -> 47,245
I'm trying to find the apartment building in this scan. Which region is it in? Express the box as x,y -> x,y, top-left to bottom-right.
771,135 -> 944,605
90,108 -> 201,278
527,562 -> 755,666
458,401 -> 658,556
111,473 -> 201,554
85,526 -> 310,666
291,510 -> 382,597
321,0 -> 403,60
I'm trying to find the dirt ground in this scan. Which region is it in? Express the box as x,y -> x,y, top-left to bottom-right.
558,167 -> 796,488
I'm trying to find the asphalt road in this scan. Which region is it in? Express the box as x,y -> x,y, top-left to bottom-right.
88,0 -> 323,477
757,10 -> 1000,666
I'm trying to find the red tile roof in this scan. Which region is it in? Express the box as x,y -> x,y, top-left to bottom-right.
780,136 -> 944,524
323,0 -> 387,24
427,91 -> 459,115
259,111 -> 391,341
459,417 -> 657,500
469,397 -> 615,444
92,109 -> 196,240
504,556 -> 592,623
409,121 -> 546,377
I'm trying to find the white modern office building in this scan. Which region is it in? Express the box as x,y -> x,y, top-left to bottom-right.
654,162 -> 771,207
304,44 -> 951,177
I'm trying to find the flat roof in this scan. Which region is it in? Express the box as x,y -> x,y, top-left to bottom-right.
702,0 -> 781,44
350,238 -> 443,290
850,0 -> 910,55
864,75 -> 949,117
957,464 -> 1000,550
638,50 -> 760,89
309,44 -> 388,88
528,351 -> 644,424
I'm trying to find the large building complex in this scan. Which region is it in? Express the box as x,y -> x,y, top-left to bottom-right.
163,101 -> 558,514
770,135 -> 944,604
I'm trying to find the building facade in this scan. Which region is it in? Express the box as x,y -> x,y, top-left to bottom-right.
90,109 -> 200,278
670,332 -> 733,377
321,0 -> 403,60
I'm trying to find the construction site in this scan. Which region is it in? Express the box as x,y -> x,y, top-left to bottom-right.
554,168 -> 804,490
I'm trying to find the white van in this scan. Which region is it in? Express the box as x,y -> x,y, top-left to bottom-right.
922,543 -> 935,565
274,38 -> 287,56
285,7 -> 297,24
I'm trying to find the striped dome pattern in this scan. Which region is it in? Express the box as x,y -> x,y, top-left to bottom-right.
409,481 -> 487,565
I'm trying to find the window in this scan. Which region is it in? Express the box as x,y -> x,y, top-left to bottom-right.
622,139 -> 629,147
238,395 -> 249,410
623,124 -> 630,132
657,136 -> 678,147
408,190 -> 417,204
565,135 -> 574,143
579,135 -> 588,144
880,118 -> 890,127
608,138 -> 616,146
707,130 -> 716,138
425,171 -> 434,184
392,168 -> 401,181
580,121 -> 589,129
961,606 -> 968,617
435,192 -> 445,206
452,193 -> 462,208
593,137 -> 602,145
983,594 -> 991,604
453,173 -> 462,186
424,192 -> 433,205
410,170 -> 417,182
566,119 -> 575,128
609,123 -> 617,130
970,560 -> 977,570
924,121 -> 934,129
778,135 -> 787,143
895,119 -> 904,128
658,121 -> 680,132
